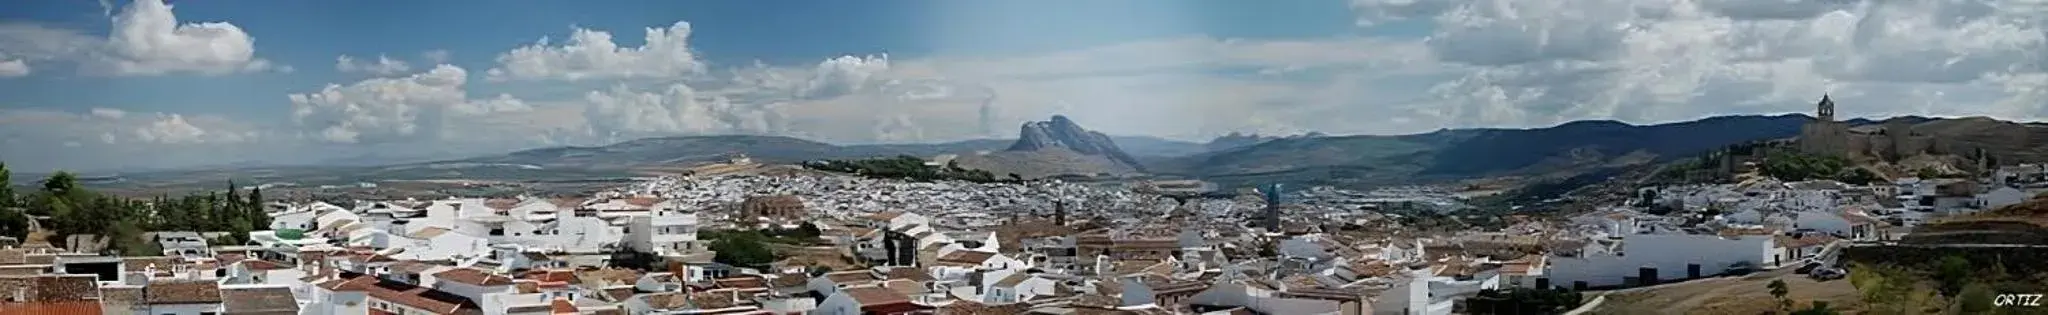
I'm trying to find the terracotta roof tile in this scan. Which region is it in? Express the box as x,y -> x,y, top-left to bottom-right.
0,301 -> 101,315
840,286 -> 910,306
432,268 -> 513,286
221,287 -> 299,314
319,272 -> 479,314
0,275 -> 99,302
934,251 -> 996,267
144,280 -> 222,304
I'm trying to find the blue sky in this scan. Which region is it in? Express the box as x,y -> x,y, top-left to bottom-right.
0,0 -> 2042,172
0,0 -> 1385,119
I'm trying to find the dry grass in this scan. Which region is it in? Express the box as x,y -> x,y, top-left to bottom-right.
1593,270 -> 1866,315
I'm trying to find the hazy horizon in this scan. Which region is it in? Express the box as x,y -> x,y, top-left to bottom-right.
4,0 -> 2046,172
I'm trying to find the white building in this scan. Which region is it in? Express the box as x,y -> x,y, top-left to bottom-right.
1544,233 -> 1774,289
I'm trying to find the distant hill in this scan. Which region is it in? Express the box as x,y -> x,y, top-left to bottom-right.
1204,131 -> 1328,152
950,115 -> 1148,179
1154,115 -> 1821,188
1162,114 -> 2048,189
1109,136 -> 1207,157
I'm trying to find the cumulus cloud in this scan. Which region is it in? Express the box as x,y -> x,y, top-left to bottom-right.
1337,0 -> 2048,130
290,64 -> 520,144
335,54 -> 412,75
132,113 -> 254,144
801,54 -> 892,99
581,83 -> 776,142
96,0 -> 274,75
486,22 -> 706,81
0,58 -> 27,77
0,0 -> 275,76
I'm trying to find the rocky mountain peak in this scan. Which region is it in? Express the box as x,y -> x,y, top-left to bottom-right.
1007,115 -> 1146,171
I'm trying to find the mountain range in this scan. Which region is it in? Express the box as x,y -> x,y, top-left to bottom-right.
48,113 -> 2048,194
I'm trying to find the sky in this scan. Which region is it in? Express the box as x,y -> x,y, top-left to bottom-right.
1,0 -> 2045,173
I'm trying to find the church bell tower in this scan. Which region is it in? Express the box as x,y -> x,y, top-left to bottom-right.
1817,94 -> 1835,122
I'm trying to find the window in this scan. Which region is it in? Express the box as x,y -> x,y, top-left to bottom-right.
489,228 -> 505,236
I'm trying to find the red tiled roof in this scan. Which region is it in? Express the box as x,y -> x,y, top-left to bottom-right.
623,197 -> 662,207
550,297 -> 578,315
934,251 -> 996,266
320,272 -> 479,314
144,280 -> 222,304
0,301 -> 102,315
433,268 -> 513,286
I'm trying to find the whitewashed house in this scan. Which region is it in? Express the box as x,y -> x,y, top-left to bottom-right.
1544,233 -> 1774,289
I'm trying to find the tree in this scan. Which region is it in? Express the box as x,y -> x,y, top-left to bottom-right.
1935,255 -> 1971,298
246,186 -> 269,230
1768,279 -> 1792,311
40,172 -> 77,197
0,207 -> 28,240
1956,282 -> 1995,313
707,231 -> 777,267
0,162 -> 14,208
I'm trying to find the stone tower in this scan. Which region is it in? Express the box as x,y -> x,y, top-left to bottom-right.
1799,95 -> 1849,156
1817,94 -> 1835,122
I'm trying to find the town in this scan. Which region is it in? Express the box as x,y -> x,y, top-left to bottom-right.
3,139 -> 2043,315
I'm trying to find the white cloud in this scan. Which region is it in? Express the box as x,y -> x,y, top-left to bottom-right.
289,64 -> 552,145
0,58 -> 27,77
1331,0 -> 2048,130
335,54 -> 412,75
486,22 -> 706,81
581,83 -> 776,142
0,0 -> 275,76
132,113 -> 253,144
95,0 -> 275,75
801,54 -> 892,99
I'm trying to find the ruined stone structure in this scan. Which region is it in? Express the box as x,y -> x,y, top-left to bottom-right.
739,195 -> 807,221
1798,95 -> 1942,161
1798,95 -> 1852,157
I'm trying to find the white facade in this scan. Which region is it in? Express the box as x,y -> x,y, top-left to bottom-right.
1544,234 -> 1773,288
1977,187 -> 2028,211
627,211 -> 699,256
136,303 -> 224,315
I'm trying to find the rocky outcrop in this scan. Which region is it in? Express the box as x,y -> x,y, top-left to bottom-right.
1205,131 -> 1326,152
1006,115 -> 1146,171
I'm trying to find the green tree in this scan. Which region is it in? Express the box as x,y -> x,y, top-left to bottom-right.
40,171 -> 77,197
1956,282 -> 1996,313
707,231 -> 777,267
1935,255 -> 1971,298
0,207 -> 28,240
0,162 -> 14,208
1768,279 -> 1792,311
246,186 -> 269,230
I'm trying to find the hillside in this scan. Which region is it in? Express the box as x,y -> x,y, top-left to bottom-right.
949,115 -> 1150,179
1155,115 -> 1817,188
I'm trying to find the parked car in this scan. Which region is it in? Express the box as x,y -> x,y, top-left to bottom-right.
1795,262 -> 1823,274
1724,261 -> 1757,276
1809,267 -> 1845,280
